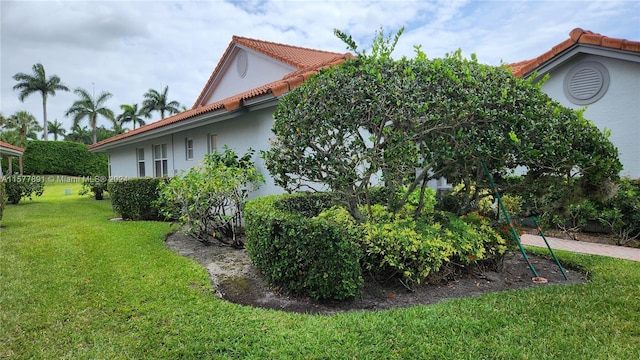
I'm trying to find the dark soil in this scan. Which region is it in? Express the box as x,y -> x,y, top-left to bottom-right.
165,232 -> 587,315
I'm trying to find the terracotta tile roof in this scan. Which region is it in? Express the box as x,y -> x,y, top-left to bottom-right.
89,36 -> 354,150
192,35 -> 350,108
509,28 -> 640,77
0,141 -> 24,154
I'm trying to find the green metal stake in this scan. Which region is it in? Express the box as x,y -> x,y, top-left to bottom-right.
481,161 -> 539,278
533,218 -> 569,280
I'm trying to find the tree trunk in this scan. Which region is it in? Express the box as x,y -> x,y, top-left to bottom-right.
42,93 -> 48,141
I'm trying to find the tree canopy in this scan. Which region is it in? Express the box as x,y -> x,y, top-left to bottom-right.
12,63 -> 69,141
142,86 -> 181,120
65,88 -> 115,144
264,28 -> 621,221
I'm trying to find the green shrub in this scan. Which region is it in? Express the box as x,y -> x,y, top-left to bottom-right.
22,141 -> 107,176
79,176 -> 108,200
3,176 -> 45,204
108,178 -> 163,220
245,195 -> 363,301
325,204 -> 508,288
273,192 -> 337,217
0,181 -> 6,220
155,147 -> 264,246
597,178 -> 640,245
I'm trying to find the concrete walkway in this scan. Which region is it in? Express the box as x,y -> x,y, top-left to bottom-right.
520,234 -> 640,262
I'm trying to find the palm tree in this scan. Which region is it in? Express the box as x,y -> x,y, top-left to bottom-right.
4,111 -> 42,147
46,119 -> 66,141
142,85 -> 181,119
65,88 -> 114,144
12,63 -> 69,141
64,124 -> 92,145
116,103 -> 149,130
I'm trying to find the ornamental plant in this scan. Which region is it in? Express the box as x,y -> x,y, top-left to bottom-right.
264,27 -> 621,221
156,147 -> 264,246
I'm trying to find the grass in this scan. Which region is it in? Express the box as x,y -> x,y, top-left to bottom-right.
1,181 -> 639,359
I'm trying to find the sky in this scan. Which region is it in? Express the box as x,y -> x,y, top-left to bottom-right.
1,0 -> 639,136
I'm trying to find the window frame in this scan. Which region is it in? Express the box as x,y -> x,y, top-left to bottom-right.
153,144 -> 168,177
185,138 -> 194,160
136,148 -> 146,177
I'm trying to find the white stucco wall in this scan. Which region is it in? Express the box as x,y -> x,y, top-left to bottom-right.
540,53 -> 640,178
206,48 -> 294,105
107,106 -> 283,198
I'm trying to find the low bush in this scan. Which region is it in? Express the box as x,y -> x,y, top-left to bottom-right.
245,192 -> 507,299
321,205 -> 507,288
155,147 -> 264,246
546,177 -> 640,245
109,178 -> 163,220
79,176 -> 108,200
3,176 -> 45,204
245,195 -> 363,301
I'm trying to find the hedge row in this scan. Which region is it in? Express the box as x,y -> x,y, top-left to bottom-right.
108,178 -> 164,220
245,194 -> 363,301
21,141 -> 107,176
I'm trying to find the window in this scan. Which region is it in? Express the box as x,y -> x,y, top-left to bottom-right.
153,144 -> 168,177
185,138 -> 194,160
208,133 -> 218,153
136,148 -> 145,177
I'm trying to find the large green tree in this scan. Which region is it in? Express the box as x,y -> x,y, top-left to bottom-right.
142,86 -> 181,120
65,88 -> 115,144
1,111 -> 42,147
12,63 -> 70,141
264,28 -> 621,221
116,103 -> 149,130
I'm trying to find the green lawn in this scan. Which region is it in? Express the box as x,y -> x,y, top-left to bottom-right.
1,182 -> 639,359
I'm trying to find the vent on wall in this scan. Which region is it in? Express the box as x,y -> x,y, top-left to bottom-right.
563,61 -> 610,105
236,49 -> 248,78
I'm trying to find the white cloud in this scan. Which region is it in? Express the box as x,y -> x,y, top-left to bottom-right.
1,0 -> 638,135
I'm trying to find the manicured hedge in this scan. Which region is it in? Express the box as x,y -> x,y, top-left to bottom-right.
22,141 -> 107,176
245,194 -> 363,301
108,178 -> 164,220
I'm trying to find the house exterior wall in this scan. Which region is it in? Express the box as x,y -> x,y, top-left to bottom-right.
539,53 -> 640,178
206,50 -> 293,105
107,106 -> 283,198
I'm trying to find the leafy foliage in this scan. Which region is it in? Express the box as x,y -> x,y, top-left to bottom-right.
12,63 -> 70,140
541,177 -> 640,245
108,178 -> 164,220
1,111 -> 42,147
3,176 -> 45,204
320,204 -> 507,288
65,87 -> 115,144
142,86 -> 181,120
155,147 -> 264,246
22,140 -> 108,176
78,176 -> 108,200
244,195 -> 363,300
264,28 -> 621,221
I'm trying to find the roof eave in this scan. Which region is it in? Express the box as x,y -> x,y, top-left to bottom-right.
524,43 -> 640,80
89,108 -> 234,152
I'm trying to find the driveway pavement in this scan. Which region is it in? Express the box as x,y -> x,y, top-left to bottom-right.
520,234 -> 640,262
